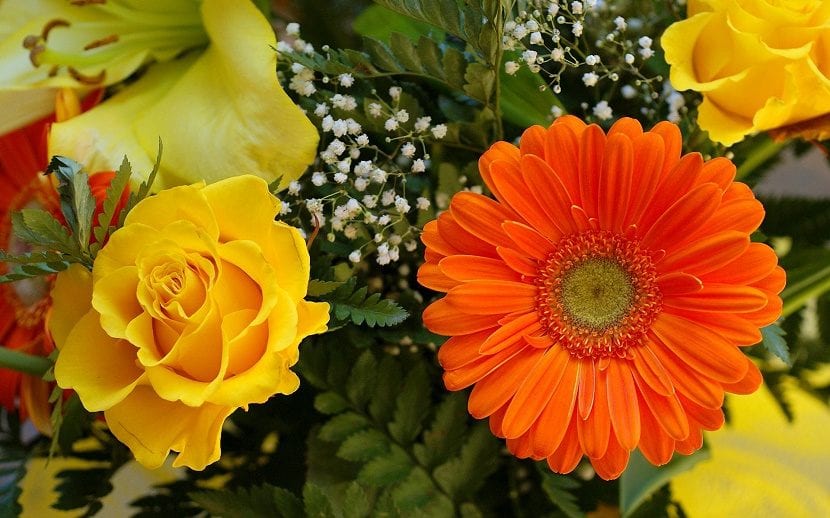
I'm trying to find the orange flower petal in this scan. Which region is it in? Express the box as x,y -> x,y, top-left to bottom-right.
650,121 -> 683,176
606,359 -> 641,450
547,412 -> 583,474
577,359 -> 597,419
479,141 -> 521,202
590,431 -> 630,480
443,341 -> 527,391
436,330 -> 492,370
417,263 -> 458,292
577,368 -> 611,458
703,243 -> 778,285
624,132 -> 665,227
631,344 -> 674,396
519,125 -> 547,158
479,312 -> 541,355
641,182 -> 721,251
608,117 -> 644,140
502,221 -> 556,260
529,362 -> 579,457
544,123 -> 581,204
497,246 -> 539,276
638,152 -> 704,232
423,299 -> 500,335
468,348 -> 545,418
648,333 -> 725,409
664,284 -> 768,313
449,192 -> 518,248
489,160 -> 563,239
578,124 -> 607,219
502,346 -> 570,438
657,272 -> 703,296
658,231 -> 750,276
445,281 -> 537,315
634,370 -> 691,441
598,133 -> 634,232
722,357 -> 763,394
520,154 -> 578,235
637,392 -> 676,466
698,156 -> 736,189
421,219 -> 459,257
439,255 -> 521,283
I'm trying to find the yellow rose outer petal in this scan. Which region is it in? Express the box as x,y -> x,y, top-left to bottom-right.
201,175 -> 279,244
123,184 -> 218,238
104,386 -> 234,470
48,264 -> 93,348
92,265 -> 141,339
54,311 -> 144,412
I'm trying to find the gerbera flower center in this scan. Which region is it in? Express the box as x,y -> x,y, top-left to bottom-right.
535,230 -> 662,359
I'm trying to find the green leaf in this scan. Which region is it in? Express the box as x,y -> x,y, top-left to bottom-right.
353,5 -> 440,42
781,259 -> 830,317
500,54 -> 565,127
190,485 -> 298,518
368,356 -> 403,423
619,448 -> 709,517
390,32 -> 424,73
432,425 -> 500,499
326,279 -> 409,327
308,279 -> 344,297
46,156 -> 95,251
318,412 -> 370,443
358,445 -> 412,487
303,483 -> 336,518
760,324 -> 790,365
11,209 -> 80,257
388,363 -> 432,444
343,482 -> 371,518
338,429 -> 390,462
412,393 -> 468,468
463,62 -> 497,103
315,392 -> 351,415
391,467 -> 452,514
761,197 -> 830,246
346,350 -> 379,407
122,138 -> 162,223
539,470 -> 584,518
92,156 -> 132,244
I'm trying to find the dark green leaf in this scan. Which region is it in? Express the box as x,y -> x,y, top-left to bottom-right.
318,412 -> 370,443
539,470 -> 583,518
432,425 -> 499,499
346,350 -> 379,407
337,429 -> 390,462
343,482 -> 371,518
412,393 -> 467,468
303,483 -> 335,518
315,392 -> 350,415
619,448 -> 709,517
308,280 -> 344,297
357,445 -> 412,487
388,363 -> 431,444
92,156 -> 132,244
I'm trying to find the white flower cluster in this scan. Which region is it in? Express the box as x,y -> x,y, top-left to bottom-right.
502,0 -> 665,123
276,24 -> 450,266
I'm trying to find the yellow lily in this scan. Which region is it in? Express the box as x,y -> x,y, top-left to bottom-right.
1,0 -> 318,190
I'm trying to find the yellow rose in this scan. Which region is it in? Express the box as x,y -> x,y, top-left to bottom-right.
49,175 -> 329,470
663,0 -> 830,145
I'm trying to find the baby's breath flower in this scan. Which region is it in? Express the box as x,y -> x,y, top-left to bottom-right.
349,250 -> 362,263
394,196 -> 411,214
338,73 -> 354,87
286,22 -> 300,35
389,86 -> 402,100
311,172 -> 327,186
395,109 -> 410,123
363,194 -> 378,208
333,172 -> 348,183
431,124 -> 448,139
505,60 -> 521,75
368,103 -> 382,117
279,201 -> 291,215
287,180 -> 301,196
384,118 -> 399,131
414,116 -> 432,132
529,31 -> 544,45
411,158 -> 426,173
314,103 -> 329,117
416,197 -> 431,210
356,134 -> 370,146
401,142 -> 416,158
592,100 -> 613,120
582,72 -> 599,86
572,21 -> 583,37
621,84 -> 638,98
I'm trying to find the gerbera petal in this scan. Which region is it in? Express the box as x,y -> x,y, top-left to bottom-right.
753,265 -> 786,294
638,153 -> 704,233
590,432 -> 630,480
497,246 -> 540,276
608,117 -> 644,140
449,192 -> 518,248
502,221 -> 556,260
648,332 -> 726,408
417,263 -> 458,292
722,357 -> 763,394
507,433 -> 535,459
437,330 -> 492,371
631,344 -> 674,396
664,284 -> 768,313
544,123 -> 581,202
641,182 -> 722,251
703,243 -> 779,285
677,392 -> 725,431
445,281 -> 537,315
479,312 -> 542,355
693,198 -> 765,236
468,348 -> 545,418
650,121 -> 683,176
489,160 -> 562,239
547,412 -> 583,474
520,154 -> 578,235
529,361 -> 579,458
675,424 -> 703,455
698,156 -> 736,189
657,272 -> 703,296
606,359 -> 641,450
519,125 -> 547,157
658,231 -> 750,276
637,393 -> 676,466
423,299 -> 500,335
651,313 -> 749,383
634,371 -> 691,441
578,124 -> 607,219
437,212 -> 497,257
502,346 -> 570,438
439,255 -> 521,282
421,220 -> 460,257
664,309 -> 762,345
443,341 -> 528,391
598,133 -> 634,232
577,359 -> 596,419
578,368 -> 611,459
623,132 -> 665,227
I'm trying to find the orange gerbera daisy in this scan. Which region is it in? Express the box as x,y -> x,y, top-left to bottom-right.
0,88 -> 121,433
418,116 -> 784,480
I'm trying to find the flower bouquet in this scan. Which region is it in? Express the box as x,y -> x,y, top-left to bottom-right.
0,0 -> 828,516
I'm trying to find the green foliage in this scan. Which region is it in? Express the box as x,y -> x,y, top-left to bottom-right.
47,156 -> 96,252
0,411 -> 26,518
121,139 -> 163,222
91,156 -> 133,249
760,324 -> 791,365
298,343 -> 501,516
619,449 -> 708,517
780,248 -> 830,317
539,468 -> 584,518
321,278 -> 409,327
761,197 -> 830,246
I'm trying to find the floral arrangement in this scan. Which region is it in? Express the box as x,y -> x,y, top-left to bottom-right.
0,0 -> 828,516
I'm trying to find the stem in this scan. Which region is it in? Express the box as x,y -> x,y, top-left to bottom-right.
736,138 -> 786,180
0,346 -> 52,377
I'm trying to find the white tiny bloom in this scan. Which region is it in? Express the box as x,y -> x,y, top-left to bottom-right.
382,190 -> 396,206
639,47 -> 655,59
621,85 -> 638,99
287,180 -> 301,196
354,161 -> 373,177
585,54 -> 600,66
394,196 -> 411,214
346,119 -> 362,135
469,186 -> 483,194
336,159 -> 351,173
286,22 -> 300,35
405,240 -> 418,252
522,49 -> 538,65
314,103 -> 329,117
349,250 -> 362,263
356,134 -> 370,146
512,24 -> 528,39
572,21 -> 583,37
378,214 -> 392,225
305,198 -> 322,213
344,225 -> 358,239
411,158 -> 426,173
354,177 -> 369,191
414,116 -> 432,132
529,31 -> 544,45
327,139 -> 346,156
388,234 -> 402,246
526,19 -> 539,31
384,118 -> 399,131
551,105 -> 564,118
290,62 -> 305,74
549,3 -> 560,15
505,21 -> 516,32
346,198 -> 360,213
331,119 -> 348,137
321,115 -> 334,132
401,142 -> 417,158
504,60 -> 521,75
624,53 -> 635,65
614,16 -> 627,31
368,102 -> 383,117
592,100 -> 613,120
362,194 -> 378,208
416,197 -> 430,210
389,86 -> 402,100
638,36 -> 653,49
303,43 -> 315,55
582,72 -> 599,86
333,172 -> 348,183
431,124 -> 448,139
571,1 -> 583,15
395,109 -> 410,123
279,201 -> 291,215
276,41 -> 292,53
371,168 -> 387,183
551,47 -> 565,62
311,172 -> 327,186
338,73 -> 354,87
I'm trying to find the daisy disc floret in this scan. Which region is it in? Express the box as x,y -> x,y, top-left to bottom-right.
418,116 -> 784,480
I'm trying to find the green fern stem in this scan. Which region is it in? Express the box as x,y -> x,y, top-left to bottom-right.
0,346 -> 52,376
